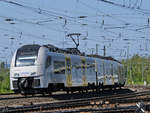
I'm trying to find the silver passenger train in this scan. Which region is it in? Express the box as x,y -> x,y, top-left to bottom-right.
10,44 -> 127,94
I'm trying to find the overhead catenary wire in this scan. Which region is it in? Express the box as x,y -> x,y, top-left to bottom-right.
97,0 -> 150,16
0,0 -> 148,38
0,0 -> 150,60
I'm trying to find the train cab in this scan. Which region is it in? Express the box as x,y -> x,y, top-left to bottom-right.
10,45 -> 49,94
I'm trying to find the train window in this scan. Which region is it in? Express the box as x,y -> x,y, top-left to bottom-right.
111,64 -> 113,75
103,62 -> 105,75
45,56 -> 51,68
106,63 -> 109,74
99,63 -> 103,75
114,66 -> 118,75
54,61 -> 65,74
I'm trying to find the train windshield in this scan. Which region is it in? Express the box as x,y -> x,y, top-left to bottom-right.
16,56 -> 37,67
15,45 -> 40,67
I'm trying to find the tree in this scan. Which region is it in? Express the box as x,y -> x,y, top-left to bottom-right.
0,62 -> 5,69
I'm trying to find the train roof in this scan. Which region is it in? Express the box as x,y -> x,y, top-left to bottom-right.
17,44 -> 82,55
43,44 -> 84,55
17,44 -> 121,63
43,44 -> 121,63
17,44 -> 41,55
87,54 -> 121,64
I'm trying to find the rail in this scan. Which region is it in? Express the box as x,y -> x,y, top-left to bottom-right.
1,90 -> 150,113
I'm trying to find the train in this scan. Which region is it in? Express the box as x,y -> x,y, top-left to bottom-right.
10,44 -> 127,94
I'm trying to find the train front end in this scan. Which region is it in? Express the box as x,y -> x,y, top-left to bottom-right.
10,45 -> 47,94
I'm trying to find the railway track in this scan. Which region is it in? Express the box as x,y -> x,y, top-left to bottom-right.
0,94 -> 51,101
41,104 -> 150,113
0,88 -> 129,101
0,87 -> 144,101
0,85 -> 148,101
1,90 -> 150,113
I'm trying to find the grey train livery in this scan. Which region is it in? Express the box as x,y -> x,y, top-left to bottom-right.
10,44 -> 127,94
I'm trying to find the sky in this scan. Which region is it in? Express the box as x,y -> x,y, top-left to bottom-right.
0,0 -> 150,63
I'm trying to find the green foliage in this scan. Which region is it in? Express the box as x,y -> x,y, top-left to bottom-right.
123,54 -> 150,85
0,68 -> 12,93
0,62 -> 5,69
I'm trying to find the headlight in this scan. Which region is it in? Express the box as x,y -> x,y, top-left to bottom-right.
14,73 -> 19,77
31,72 -> 36,76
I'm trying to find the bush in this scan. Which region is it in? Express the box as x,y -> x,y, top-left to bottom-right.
0,68 -> 12,93
124,55 -> 150,85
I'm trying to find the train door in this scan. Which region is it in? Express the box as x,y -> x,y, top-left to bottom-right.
117,65 -> 123,85
65,56 -> 72,87
111,63 -> 115,85
98,60 -> 104,84
45,56 -> 51,87
103,61 -> 106,85
104,62 -> 113,85
81,57 -> 88,86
